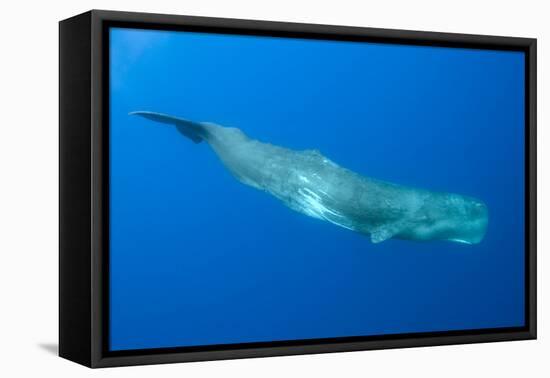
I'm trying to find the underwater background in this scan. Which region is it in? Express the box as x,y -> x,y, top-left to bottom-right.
109,27 -> 525,351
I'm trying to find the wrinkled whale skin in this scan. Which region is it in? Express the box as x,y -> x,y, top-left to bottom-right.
130,111 -> 489,244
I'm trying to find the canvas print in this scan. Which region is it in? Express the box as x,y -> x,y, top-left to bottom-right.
109,27 -> 525,351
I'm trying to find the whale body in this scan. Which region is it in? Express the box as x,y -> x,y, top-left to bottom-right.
130,111 -> 489,244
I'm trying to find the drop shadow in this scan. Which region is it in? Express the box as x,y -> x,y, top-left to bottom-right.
38,343 -> 58,355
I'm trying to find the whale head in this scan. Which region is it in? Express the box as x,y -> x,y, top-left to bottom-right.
408,193 -> 489,244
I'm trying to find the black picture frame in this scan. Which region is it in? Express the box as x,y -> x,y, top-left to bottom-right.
59,9 -> 537,368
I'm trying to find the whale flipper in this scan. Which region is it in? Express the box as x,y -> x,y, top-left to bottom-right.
370,228 -> 394,244
370,221 -> 406,244
129,111 -> 205,143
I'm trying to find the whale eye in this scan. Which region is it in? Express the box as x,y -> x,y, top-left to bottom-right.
473,202 -> 486,212
465,201 -> 488,222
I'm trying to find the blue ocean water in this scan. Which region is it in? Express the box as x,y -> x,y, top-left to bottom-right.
109,27 -> 525,351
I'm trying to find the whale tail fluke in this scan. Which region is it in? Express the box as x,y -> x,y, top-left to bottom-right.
129,111 -> 205,144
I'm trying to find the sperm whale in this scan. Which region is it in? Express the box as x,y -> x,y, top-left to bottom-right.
130,111 -> 488,244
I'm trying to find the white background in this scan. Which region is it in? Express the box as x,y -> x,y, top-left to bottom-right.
0,0 -> 546,376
